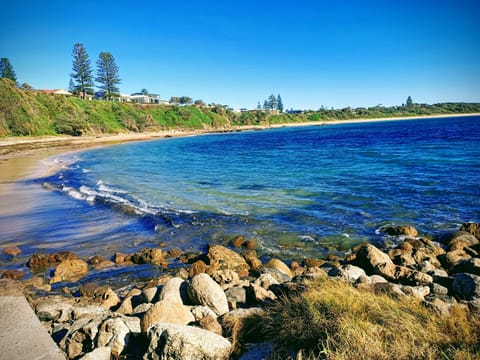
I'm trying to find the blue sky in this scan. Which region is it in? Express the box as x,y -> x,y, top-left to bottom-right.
1,0 -> 479,109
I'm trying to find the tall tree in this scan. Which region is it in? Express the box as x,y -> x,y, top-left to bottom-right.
406,96 -> 413,107
267,94 -> 277,111
0,58 -> 17,84
257,101 -> 262,110
277,94 -> 284,112
96,52 -> 121,100
71,43 -> 94,98
263,100 -> 269,110
141,88 -> 148,95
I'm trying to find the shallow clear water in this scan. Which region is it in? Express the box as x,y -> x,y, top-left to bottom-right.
1,116 -> 479,283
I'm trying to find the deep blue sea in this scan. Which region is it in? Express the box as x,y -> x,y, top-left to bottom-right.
1,116 -> 479,285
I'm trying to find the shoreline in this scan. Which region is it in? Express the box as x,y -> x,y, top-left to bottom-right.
0,112 -> 478,189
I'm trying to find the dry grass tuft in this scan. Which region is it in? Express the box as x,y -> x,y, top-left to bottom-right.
236,277 -> 480,359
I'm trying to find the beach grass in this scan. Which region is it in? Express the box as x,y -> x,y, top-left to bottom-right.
230,276 -> 480,359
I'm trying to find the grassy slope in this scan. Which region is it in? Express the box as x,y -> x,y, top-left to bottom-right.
1,78 -> 480,137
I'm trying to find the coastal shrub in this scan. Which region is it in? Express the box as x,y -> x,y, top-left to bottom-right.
237,277 -> 480,359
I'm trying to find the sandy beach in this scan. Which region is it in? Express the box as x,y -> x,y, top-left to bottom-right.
1,113 -> 479,189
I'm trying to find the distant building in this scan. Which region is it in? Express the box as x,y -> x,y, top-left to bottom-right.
38,89 -> 73,96
130,93 -> 161,104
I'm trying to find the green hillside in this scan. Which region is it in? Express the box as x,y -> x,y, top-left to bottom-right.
1,78 -> 479,137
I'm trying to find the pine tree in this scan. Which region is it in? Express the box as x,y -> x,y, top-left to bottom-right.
71,43 -> 94,98
406,96 -> 413,107
257,101 -> 262,110
96,52 -> 121,100
0,58 -> 17,84
263,100 -> 269,110
277,94 -> 284,112
268,94 -> 277,111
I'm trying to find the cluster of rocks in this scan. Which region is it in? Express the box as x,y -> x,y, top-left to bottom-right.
3,222 -> 480,359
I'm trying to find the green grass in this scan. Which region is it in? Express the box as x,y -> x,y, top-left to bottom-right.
1,78 -> 479,137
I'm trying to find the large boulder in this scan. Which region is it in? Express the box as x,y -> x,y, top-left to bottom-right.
448,231 -> 480,249
144,323 -> 232,360
27,251 -> 78,270
50,258 -> 89,284
36,300 -> 73,322
79,347 -> 111,360
97,317 -> 131,356
207,245 -> 250,277
263,259 -> 293,280
452,273 -> 480,301
328,265 -> 366,283
460,222 -> 480,240
158,277 -> 187,304
142,301 -> 195,332
188,273 -> 229,315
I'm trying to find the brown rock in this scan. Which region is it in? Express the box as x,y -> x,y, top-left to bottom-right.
168,248 -> 183,258
444,250 -> 471,267
242,250 -> 262,270
351,243 -> 394,275
399,241 -> 414,253
198,315 -> 223,335
231,235 -> 245,248
48,251 -> 78,263
131,248 -> 166,267
264,258 -> 293,280
89,255 -> 104,265
22,276 -> 51,292
50,258 -> 89,284
141,301 -> 195,332
384,225 -> 418,237
189,260 -> 208,278
208,245 -> 250,277
448,231 -> 479,248
412,247 -> 441,268
303,258 -> 326,268
114,252 -> 128,264
460,222 -> 480,240
93,260 -> 115,270
1,270 -> 25,280
243,239 -> 257,250
3,246 -> 21,257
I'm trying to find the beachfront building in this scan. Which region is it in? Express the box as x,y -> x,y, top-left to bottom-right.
38,89 -> 73,96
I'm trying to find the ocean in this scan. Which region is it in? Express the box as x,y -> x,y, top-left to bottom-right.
1,116 -> 479,286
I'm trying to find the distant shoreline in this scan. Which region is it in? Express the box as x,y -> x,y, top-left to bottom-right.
0,112 -> 478,189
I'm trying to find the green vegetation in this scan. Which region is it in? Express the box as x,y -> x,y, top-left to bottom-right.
0,58 -> 17,84
1,78 -> 479,137
229,277 -> 480,359
95,52 -> 121,100
70,43 -> 94,98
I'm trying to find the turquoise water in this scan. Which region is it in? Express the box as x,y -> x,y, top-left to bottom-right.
1,116 -> 479,283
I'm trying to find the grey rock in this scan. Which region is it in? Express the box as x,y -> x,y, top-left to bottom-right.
401,285 -> 430,300
188,273 -> 229,315
329,265 -> 366,282
61,316 -> 105,359
191,305 -> 217,322
132,302 -> 153,315
452,273 -> 480,300
144,323 -> 231,360
79,346 -> 111,360
253,273 -> 280,289
97,317 -> 131,356
36,300 -> 73,322
72,305 -> 109,320
225,286 -> 248,306
431,283 -> 449,296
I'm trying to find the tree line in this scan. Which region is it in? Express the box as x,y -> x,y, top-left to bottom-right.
69,43 -> 121,100
258,94 -> 284,112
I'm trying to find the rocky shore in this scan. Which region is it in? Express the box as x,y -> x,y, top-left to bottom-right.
1,222 -> 480,359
